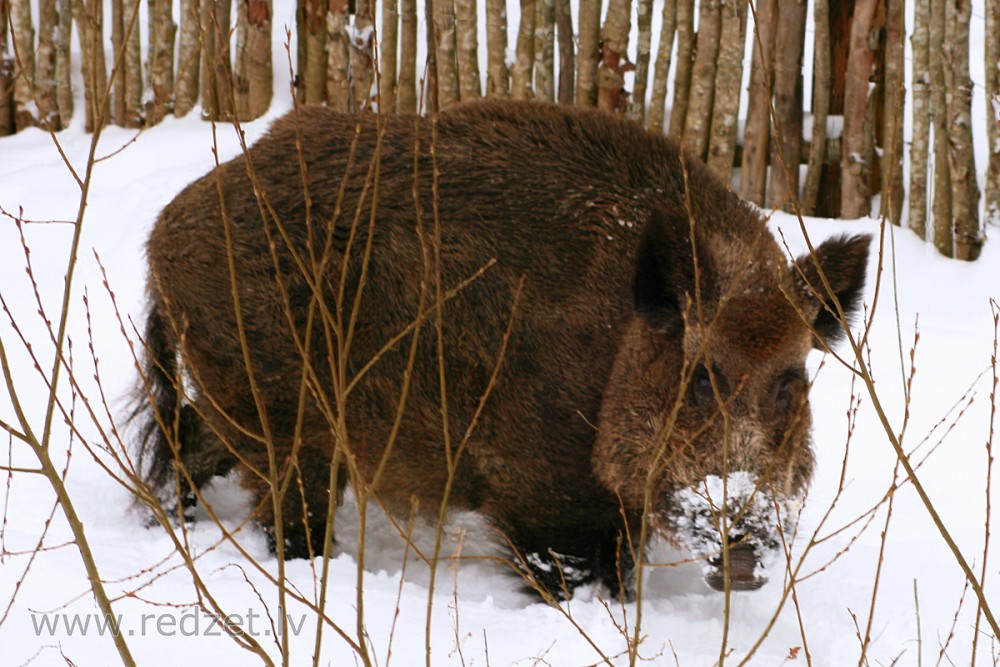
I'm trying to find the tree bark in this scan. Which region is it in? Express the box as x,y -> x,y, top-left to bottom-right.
767,0 -> 807,209
123,0 -> 142,126
36,0 -> 60,128
381,0 -> 399,111
455,0 -> 482,101
908,0 -> 929,238
839,0 -> 880,218
485,0 -> 510,97
0,0 -> 13,134
740,0 -> 777,205
352,0 -> 375,110
432,0 -> 459,108
111,0 -> 126,125
425,0 -> 438,111
147,0 -> 176,124
326,0 -> 351,111
576,0 -> 601,107
10,0 -> 36,129
200,0 -> 234,119
55,0 -> 72,125
667,0 -> 695,139
398,0 -> 417,111
628,0 -> 654,122
945,0 -> 981,260
706,0 -> 749,184
648,0 -> 678,133
533,0 -> 555,102
598,0 -> 632,113
985,0 -> 1000,227
303,0 -> 327,105
682,0 -> 721,159
555,0 -> 573,104
511,0 -> 535,100
802,0 -> 830,215
235,0 -> 249,118
73,0 -> 109,131
878,0 -> 904,225
174,0 -> 200,117
246,0 -> 272,118
930,0 -> 952,256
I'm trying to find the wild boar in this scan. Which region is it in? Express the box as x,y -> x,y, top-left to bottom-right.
135,100 -> 870,597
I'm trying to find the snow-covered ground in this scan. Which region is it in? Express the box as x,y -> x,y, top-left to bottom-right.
2,2 -> 998,665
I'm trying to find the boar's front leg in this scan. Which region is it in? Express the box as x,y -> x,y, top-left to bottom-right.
502,513 -> 640,601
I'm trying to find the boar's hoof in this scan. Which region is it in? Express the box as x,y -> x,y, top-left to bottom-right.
705,543 -> 766,592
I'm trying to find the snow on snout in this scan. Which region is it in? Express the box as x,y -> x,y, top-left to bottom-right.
669,471 -> 800,585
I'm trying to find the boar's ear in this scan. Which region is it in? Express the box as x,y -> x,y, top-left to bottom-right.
633,206 -> 712,330
792,234 -> 871,348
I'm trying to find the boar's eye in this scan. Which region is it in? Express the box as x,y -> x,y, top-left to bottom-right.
774,370 -> 806,413
689,364 -> 728,405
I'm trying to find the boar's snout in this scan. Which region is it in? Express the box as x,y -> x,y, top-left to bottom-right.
668,471 -> 799,593
705,542 -> 767,592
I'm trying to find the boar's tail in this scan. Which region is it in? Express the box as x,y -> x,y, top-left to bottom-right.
132,300 -> 201,493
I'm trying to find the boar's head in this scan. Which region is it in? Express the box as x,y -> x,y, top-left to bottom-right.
594,204 -> 870,592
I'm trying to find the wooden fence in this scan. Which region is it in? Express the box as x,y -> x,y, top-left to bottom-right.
1,0 -> 996,259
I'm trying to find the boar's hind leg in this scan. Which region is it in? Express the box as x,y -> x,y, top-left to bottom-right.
506,520 -> 637,601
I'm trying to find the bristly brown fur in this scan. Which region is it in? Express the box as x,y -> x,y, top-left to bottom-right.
134,100 -> 870,597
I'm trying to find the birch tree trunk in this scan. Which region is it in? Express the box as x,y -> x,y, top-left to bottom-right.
706,0 -> 749,184
174,0 -> 200,117
455,0 -> 482,101
123,0 -> 142,126
740,0 -> 777,205
839,0 -> 879,218
682,0 -> 721,159
511,0 -> 535,100
398,0 -> 417,111
74,0 -> 109,131
985,0 -> 1000,226
148,0 -> 176,123
0,0 -> 12,134
246,0 -> 272,118
879,0 -> 904,225
425,0 -> 438,111
381,0 -> 399,111
294,0 -> 306,100
930,0 -> 953,256
648,0 -> 678,133
908,0 -> 930,238
486,0 -> 510,97
303,0 -> 328,104
10,0 -> 36,129
945,0 -> 981,260
201,0 -> 234,119
326,0 -> 351,111
112,0 -> 126,124
802,0 -> 830,215
598,0 -> 631,113
53,0 -> 71,125
235,0 -> 249,118
352,0 -> 375,110
432,0 -> 460,108
576,0 -> 601,106
668,0 -> 695,139
628,0 -> 654,122
36,0 -> 60,128
533,0 -> 555,102
555,0 -> 573,103
767,0 -> 807,209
